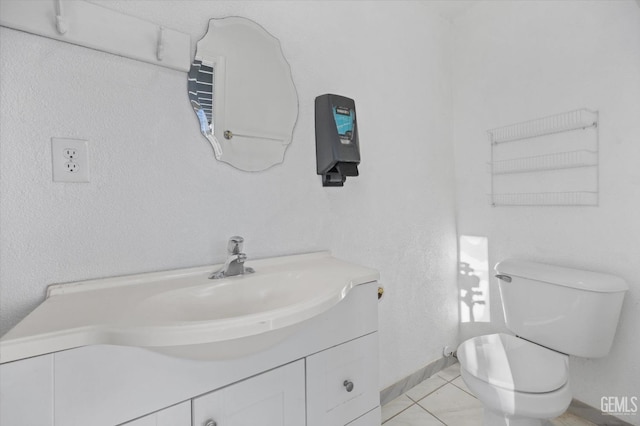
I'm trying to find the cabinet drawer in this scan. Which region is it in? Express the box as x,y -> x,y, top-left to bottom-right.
306,333 -> 379,426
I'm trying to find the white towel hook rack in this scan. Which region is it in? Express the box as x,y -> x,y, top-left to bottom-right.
156,25 -> 165,61
0,0 -> 191,71
54,0 -> 68,35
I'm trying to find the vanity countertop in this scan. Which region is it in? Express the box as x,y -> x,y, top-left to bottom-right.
0,252 -> 379,363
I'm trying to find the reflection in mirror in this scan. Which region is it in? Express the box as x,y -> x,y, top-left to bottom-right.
188,59 -> 220,157
188,17 -> 298,171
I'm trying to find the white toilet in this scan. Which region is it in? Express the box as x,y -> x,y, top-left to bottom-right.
457,259 -> 628,426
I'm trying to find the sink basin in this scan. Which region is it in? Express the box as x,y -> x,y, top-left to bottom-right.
0,252 -> 379,362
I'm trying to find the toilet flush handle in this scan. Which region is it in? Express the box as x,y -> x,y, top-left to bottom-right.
495,274 -> 512,283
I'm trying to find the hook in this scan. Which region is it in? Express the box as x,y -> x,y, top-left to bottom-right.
156,26 -> 165,61
54,0 -> 68,35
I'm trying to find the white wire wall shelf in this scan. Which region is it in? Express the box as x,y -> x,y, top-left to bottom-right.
488,109 -> 598,145
489,109 -> 599,207
491,192 -> 598,206
492,150 -> 598,175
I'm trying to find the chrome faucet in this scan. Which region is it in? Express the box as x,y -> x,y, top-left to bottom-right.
209,236 -> 255,279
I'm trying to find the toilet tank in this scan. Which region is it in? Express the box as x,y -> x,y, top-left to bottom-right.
495,259 -> 628,358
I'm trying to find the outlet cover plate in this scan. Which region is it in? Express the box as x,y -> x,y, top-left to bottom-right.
51,138 -> 89,183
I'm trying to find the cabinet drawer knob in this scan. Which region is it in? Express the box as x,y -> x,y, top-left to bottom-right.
343,380 -> 354,392
205,420 -> 217,426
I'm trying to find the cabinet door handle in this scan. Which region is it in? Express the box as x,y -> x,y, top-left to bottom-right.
205,420 -> 217,426
343,380 -> 354,392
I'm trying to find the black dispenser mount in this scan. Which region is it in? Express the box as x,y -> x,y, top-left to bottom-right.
315,94 -> 360,187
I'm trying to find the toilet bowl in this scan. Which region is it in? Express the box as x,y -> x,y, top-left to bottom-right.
457,259 -> 628,426
458,333 -> 572,426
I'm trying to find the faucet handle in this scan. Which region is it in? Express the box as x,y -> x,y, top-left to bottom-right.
227,236 -> 244,254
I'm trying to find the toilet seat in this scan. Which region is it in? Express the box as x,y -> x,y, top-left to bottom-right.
460,367 -> 572,421
457,333 -> 569,393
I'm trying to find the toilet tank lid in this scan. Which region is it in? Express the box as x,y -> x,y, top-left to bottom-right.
495,259 -> 628,293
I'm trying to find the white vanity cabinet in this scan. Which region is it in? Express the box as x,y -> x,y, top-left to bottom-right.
192,360 -> 305,426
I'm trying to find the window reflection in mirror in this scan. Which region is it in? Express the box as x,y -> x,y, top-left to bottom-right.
188,59 -> 220,157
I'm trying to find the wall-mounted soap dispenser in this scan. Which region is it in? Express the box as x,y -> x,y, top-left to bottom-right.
315,94 -> 360,187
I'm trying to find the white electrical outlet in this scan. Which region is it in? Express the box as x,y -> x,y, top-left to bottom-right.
52,138 -> 89,183
63,148 -> 78,160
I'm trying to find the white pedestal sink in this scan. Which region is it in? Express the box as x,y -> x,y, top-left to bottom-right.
0,252 -> 379,363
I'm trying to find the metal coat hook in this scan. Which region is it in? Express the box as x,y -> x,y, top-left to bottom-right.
54,0 -> 68,35
156,26 -> 165,61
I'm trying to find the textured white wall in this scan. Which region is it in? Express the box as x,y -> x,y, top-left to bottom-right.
0,1 -> 459,389
452,0 -> 640,420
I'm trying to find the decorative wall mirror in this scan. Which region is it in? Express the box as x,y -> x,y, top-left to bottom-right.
188,17 -> 298,171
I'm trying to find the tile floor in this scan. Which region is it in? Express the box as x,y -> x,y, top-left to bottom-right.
381,363 -> 596,426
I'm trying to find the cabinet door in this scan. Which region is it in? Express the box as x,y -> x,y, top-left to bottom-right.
306,333 -> 379,426
193,360 -> 305,426
121,401 -> 191,426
